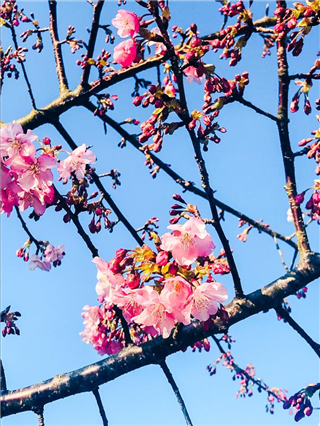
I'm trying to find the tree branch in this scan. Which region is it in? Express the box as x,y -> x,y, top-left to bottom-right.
236,96 -> 279,122
48,1 -> 69,92
52,120 -> 144,246
1,253 -> 319,417
92,387 -> 108,426
15,206 -> 42,251
275,306 -> 320,358
81,0 -> 104,86
159,360 -> 193,426
275,1 -> 310,255
0,360 -> 7,395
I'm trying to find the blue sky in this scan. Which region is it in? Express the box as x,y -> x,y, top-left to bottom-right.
1,1 -> 320,425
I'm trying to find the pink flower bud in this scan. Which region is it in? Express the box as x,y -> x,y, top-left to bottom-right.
126,273 -> 140,289
156,251 -> 169,266
109,258 -> 122,274
168,263 -> 179,275
42,137 -> 51,145
115,248 -> 128,260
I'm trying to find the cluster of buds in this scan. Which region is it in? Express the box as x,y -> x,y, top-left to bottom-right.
93,94 -> 118,117
64,25 -> 83,54
237,218 -> 269,243
0,45 -> 28,81
16,239 -> 65,271
290,78 -> 314,115
208,346 -> 287,414
81,209 -> 230,355
295,181 -> 320,223
219,0 -> 246,18
77,49 -> 113,78
188,109 -> 226,151
20,12 -> 45,53
1,305 -> 21,337
283,383 -> 320,421
191,338 -> 211,353
297,112 -> 320,174
0,0 -> 31,26
88,205 -> 116,234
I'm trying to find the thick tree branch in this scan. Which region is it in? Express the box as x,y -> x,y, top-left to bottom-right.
81,0 -> 104,86
159,361 -> 193,426
276,1 -> 310,255
1,253 -> 319,417
275,306 -> 320,358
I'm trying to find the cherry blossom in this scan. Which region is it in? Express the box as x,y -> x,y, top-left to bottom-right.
186,281 -> 228,321
113,39 -> 137,68
183,66 -> 206,84
0,122 -> 37,164
111,10 -> 140,39
57,144 -> 96,181
28,254 -> 51,272
44,244 -> 65,264
160,217 -> 215,266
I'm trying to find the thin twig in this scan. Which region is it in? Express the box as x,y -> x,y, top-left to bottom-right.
92,387 -> 108,426
275,306 -> 320,358
85,102 -> 297,250
236,96 -> 279,122
33,406 -> 45,426
159,360 -> 193,426
273,236 -> 289,272
52,120 -> 144,246
10,25 -> 37,109
81,0 -> 104,86
48,1 -> 69,92
53,187 -> 99,258
290,248 -> 299,271
15,206 -> 41,250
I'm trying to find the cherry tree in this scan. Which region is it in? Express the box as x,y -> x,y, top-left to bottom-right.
1,0 -> 320,425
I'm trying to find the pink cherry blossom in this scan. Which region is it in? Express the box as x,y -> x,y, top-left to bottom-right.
80,305 -> 124,355
113,39 -> 137,68
0,122 -> 37,164
186,281 -> 228,321
44,244 -> 65,263
147,27 -> 166,54
160,217 -> 215,266
0,181 -> 20,216
132,287 -> 176,338
92,257 -> 124,301
57,144 -> 96,181
161,276 -> 192,310
111,10 -> 140,38
18,187 -> 51,216
112,287 -> 152,322
12,153 -> 56,192
184,66 -> 206,84
28,254 -> 51,272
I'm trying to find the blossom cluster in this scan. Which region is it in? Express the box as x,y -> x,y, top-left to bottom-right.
81,216 -> 229,355
112,10 -> 140,68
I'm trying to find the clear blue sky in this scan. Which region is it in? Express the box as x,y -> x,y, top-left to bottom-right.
1,1 -> 319,425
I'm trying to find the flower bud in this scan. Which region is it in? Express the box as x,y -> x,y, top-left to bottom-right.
156,251 -> 169,266
126,273 -> 140,289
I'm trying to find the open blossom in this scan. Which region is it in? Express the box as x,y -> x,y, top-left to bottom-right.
0,122 -> 37,164
18,185 -> 54,216
147,27 -> 166,54
186,281 -> 228,321
132,287 -> 176,338
112,287 -> 152,322
111,10 -> 140,38
184,66 -> 206,84
80,305 -> 123,355
57,144 -> 96,181
113,38 -> 137,68
28,254 -> 51,272
92,257 -> 124,301
44,244 -> 65,263
160,217 -> 214,266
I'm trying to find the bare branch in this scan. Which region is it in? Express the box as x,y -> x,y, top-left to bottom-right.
9,25 -> 37,109
15,206 -> 42,251
275,306 -> 320,358
81,0 -> 104,86
236,96 -> 279,122
159,360 -> 193,426
0,360 -> 7,395
48,1 -> 69,92
33,406 -> 45,426
92,387 -> 108,426
1,253 -> 319,417
273,236 -> 289,272
275,1 -> 310,254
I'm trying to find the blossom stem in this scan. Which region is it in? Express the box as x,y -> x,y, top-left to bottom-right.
276,1 -> 310,255
92,387 -> 108,426
273,236 -> 289,272
159,360 -> 193,426
86,104 -> 298,250
80,0 -> 104,87
275,306 -> 320,358
48,1 -> 69,92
